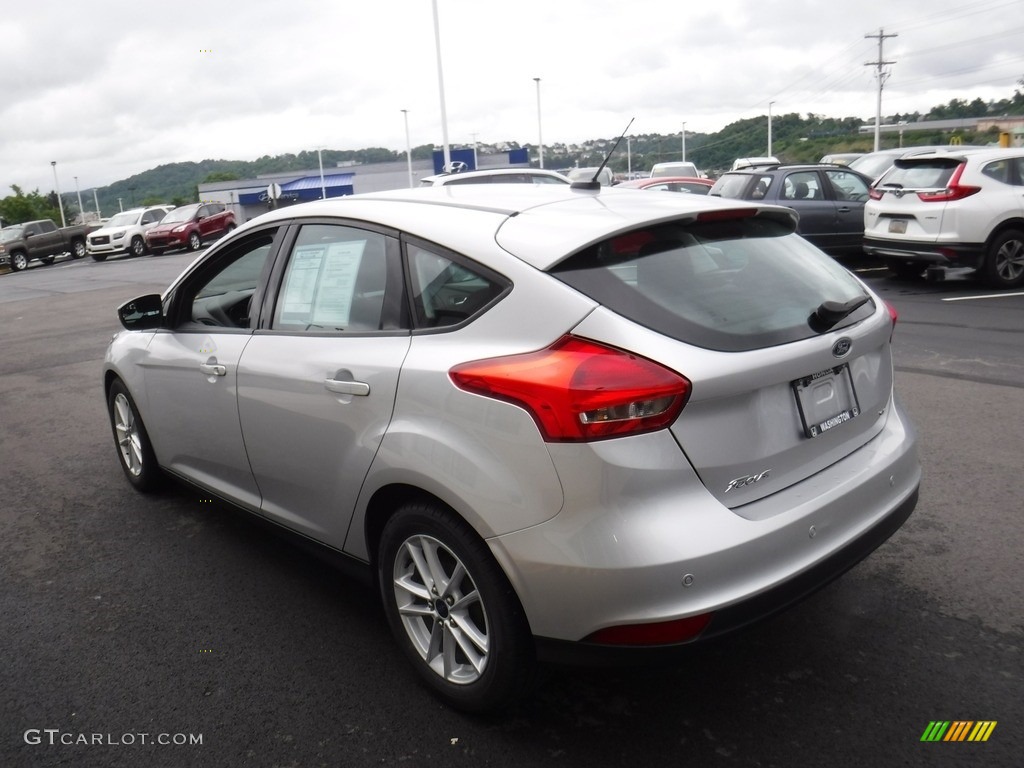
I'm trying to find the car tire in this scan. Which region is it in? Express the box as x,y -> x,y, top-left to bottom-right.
70,239 -> 87,259
983,229 -> 1024,289
378,501 -> 535,713
107,379 -> 163,492
10,251 -> 28,271
91,253 -> 108,262
886,260 -> 923,280
187,232 -> 202,251
130,236 -> 146,257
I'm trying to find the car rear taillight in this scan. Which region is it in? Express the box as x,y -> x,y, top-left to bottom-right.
868,187 -> 884,201
583,613 -> 713,645
916,163 -> 980,202
886,301 -> 898,341
449,335 -> 691,442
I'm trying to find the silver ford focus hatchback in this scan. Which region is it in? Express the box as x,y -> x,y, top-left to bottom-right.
104,185 -> 920,712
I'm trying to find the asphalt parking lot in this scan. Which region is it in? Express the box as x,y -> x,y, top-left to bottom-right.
1,253 -> 1021,768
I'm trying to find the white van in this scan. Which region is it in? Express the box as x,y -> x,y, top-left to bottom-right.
649,161 -> 700,178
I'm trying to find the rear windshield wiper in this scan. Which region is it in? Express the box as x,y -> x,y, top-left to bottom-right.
809,295 -> 870,333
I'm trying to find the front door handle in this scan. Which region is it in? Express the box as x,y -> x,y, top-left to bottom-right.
324,378 -> 370,396
199,362 -> 226,377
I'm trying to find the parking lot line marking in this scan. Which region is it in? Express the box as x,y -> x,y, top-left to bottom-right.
942,291 -> 1024,302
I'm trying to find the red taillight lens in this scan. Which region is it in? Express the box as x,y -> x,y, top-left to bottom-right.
868,187 -> 884,201
886,301 -> 898,341
583,613 -> 713,645
916,163 -> 980,202
449,335 -> 691,442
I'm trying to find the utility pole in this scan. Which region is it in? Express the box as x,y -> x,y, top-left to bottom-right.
865,28 -> 897,152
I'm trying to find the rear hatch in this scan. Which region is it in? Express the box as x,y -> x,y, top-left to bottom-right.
864,156 -> 965,243
548,210 -> 892,511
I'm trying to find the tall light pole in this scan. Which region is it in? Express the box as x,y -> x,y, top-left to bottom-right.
627,136 -> 632,177
767,102 -> 775,157
93,188 -> 101,219
74,176 -> 85,224
431,0 -> 452,172
401,109 -> 413,187
865,28 -> 897,152
534,77 -> 544,168
50,162 -> 66,228
317,147 -> 326,199
681,122 -> 686,162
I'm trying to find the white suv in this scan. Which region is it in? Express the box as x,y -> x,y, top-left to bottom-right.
863,149 -> 1024,288
87,205 -> 174,261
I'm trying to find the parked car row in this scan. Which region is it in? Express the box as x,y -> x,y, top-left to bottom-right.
1,203 -> 237,272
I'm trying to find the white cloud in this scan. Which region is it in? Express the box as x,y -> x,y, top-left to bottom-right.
2,0 -> 1022,194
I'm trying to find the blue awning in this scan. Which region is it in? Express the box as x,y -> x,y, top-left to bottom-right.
238,174 -> 355,205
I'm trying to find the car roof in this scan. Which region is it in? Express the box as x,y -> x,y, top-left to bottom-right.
420,168 -> 569,185
616,176 -> 712,188
241,185 -> 798,271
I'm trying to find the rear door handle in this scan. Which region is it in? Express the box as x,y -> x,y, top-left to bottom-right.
324,378 -> 370,396
199,363 -> 226,376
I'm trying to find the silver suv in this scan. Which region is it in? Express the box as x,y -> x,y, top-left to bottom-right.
863,148 -> 1024,287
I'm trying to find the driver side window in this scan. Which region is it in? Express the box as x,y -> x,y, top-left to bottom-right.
179,231 -> 277,329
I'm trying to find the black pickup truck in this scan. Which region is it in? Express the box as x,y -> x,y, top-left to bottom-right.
0,219 -> 90,271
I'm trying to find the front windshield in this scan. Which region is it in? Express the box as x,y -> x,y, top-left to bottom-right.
106,211 -> 140,227
159,205 -> 199,224
1,227 -> 24,243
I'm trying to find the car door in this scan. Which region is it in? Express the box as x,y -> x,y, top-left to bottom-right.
823,168 -> 870,253
777,171 -> 839,251
235,222 -> 410,548
140,227 -> 281,508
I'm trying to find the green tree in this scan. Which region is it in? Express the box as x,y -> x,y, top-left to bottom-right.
0,185 -> 63,225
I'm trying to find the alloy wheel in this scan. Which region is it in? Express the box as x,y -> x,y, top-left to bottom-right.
113,393 -> 143,477
391,533 -> 490,685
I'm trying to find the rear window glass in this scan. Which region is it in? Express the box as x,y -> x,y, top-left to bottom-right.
710,175 -> 756,199
551,217 -> 873,352
879,160 -> 959,189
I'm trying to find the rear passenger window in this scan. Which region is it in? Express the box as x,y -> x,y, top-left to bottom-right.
406,243 -> 509,329
274,225 -> 392,333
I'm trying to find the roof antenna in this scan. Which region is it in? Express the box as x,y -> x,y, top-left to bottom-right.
571,117 -> 634,191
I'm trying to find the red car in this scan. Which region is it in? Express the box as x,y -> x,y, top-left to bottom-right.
615,176 -> 714,194
144,203 -> 236,254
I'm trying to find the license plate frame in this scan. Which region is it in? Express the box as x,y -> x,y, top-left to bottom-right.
888,218 -> 908,234
792,364 -> 861,439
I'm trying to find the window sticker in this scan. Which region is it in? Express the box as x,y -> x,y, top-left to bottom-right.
279,240 -> 366,329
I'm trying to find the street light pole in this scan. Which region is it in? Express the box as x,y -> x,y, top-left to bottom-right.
93,189 -> 101,219
681,122 -> 686,162
534,77 -> 544,168
50,162 -> 66,228
74,177 -> 85,225
768,102 -> 775,157
402,110 -> 413,188
317,147 -> 326,199
431,0 -> 452,172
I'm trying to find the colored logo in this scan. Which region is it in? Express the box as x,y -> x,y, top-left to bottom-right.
920,721 -> 997,742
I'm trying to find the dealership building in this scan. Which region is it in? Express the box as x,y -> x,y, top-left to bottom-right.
198,148 -> 531,225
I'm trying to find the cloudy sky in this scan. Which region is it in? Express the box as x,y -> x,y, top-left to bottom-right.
2,0 -> 1022,195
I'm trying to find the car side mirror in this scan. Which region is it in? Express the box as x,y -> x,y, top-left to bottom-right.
118,293 -> 164,330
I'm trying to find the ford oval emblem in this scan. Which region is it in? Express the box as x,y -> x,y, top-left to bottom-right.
832,337 -> 852,358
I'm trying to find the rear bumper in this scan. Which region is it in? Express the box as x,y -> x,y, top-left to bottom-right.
863,237 -> 984,269
535,485 -> 918,665
489,400 -> 920,661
